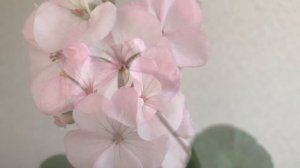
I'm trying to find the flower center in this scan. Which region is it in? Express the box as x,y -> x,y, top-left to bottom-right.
72,8 -> 90,20
84,83 -> 97,95
113,133 -> 124,144
140,95 -> 148,103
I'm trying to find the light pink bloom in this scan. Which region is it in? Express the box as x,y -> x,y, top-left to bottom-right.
146,0 -> 210,67
28,45 -> 82,116
28,42 -> 113,116
33,0 -> 116,52
134,75 -> 164,125
65,93 -> 169,168
24,10 -> 113,116
88,4 -> 165,87
133,73 -> 178,126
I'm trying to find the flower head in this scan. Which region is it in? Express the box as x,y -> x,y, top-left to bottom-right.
65,93 -> 169,168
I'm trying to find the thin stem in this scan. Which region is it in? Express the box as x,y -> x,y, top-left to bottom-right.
156,112 -> 191,155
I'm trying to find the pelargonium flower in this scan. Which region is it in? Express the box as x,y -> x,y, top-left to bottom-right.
28,44 -> 84,116
89,4 -> 164,87
33,0 -> 116,52
89,4 -> 181,99
28,42 -> 114,117
65,92 -> 169,168
23,6 -> 115,117
146,0 -> 210,67
132,72 -> 179,125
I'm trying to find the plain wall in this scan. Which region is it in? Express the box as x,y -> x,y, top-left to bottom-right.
0,0 -> 299,167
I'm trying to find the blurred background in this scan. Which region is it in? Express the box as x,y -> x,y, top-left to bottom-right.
0,0 -> 299,167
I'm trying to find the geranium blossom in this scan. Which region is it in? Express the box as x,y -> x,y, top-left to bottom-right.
22,0 -> 208,167
33,0 -> 116,52
65,93 -> 169,168
25,40 -> 114,118
24,10 -> 114,116
89,4 -> 164,88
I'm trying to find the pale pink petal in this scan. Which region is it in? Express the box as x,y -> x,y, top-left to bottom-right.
111,5 -> 162,48
73,94 -> 114,135
84,2 -> 117,45
124,134 -> 169,168
162,0 -> 203,33
29,47 -> 63,114
62,43 -> 90,78
103,87 -> 139,126
138,93 -> 185,140
140,75 -> 162,98
86,59 -> 119,94
160,92 -> 185,129
168,28 -> 210,67
22,10 -> 37,47
177,109 -> 195,138
162,134 -> 190,168
137,115 -> 162,140
65,130 -> 112,168
34,1 -> 86,52
130,56 -> 158,75
38,76 -> 79,115
29,46 -> 60,81
146,0 -> 175,25
149,45 -> 181,98
133,74 -> 163,124
147,0 -> 209,67
29,46 -> 86,116
94,145 -> 142,168
81,58 -> 118,94
137,102 -> 157,124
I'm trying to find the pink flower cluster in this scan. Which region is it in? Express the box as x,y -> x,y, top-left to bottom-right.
23,0 -> 209,167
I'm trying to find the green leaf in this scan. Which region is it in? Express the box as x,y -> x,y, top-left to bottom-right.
187,125 -> 273,168
40,154 -> 73,168
186,148 -> 202,168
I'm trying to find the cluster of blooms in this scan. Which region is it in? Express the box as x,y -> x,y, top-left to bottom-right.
23,0 -> 208,167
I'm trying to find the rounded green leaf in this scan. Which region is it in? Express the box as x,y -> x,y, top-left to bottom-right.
186,148 -> 202,168
187,125 -> 273,168
40,154 -> 73,168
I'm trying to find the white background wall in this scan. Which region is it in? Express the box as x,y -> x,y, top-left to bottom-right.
0,0 -> 299,167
